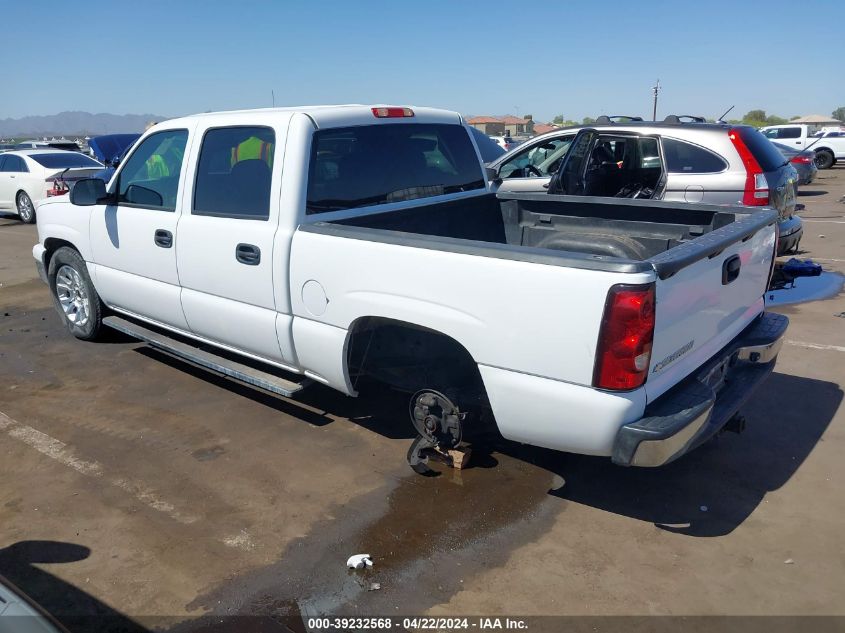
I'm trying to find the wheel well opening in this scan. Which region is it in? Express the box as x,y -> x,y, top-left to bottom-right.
346,317 -> 487,408
43,239 -> 79,274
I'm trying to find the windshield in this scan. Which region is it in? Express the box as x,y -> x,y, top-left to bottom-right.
29,153 -> 103,169
307,123 -> 485,213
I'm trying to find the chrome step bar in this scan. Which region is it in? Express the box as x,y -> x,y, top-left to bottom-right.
103,316 -> 311,398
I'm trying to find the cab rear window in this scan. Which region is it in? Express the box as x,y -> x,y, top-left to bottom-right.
306,124 -> 485,214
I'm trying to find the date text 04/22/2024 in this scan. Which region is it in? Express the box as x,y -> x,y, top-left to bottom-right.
306,617 -> 529,630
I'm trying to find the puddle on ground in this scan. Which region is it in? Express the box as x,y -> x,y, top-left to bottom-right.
186,453 -> 563,622
766,271 -> 845,307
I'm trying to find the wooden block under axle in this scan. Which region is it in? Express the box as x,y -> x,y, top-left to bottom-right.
447,446 -> 471,470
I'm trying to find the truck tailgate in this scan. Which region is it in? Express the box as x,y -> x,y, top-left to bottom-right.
645,212 -> 778,402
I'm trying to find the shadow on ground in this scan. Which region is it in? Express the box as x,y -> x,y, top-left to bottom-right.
514,372 -> 841,536
136,344 -> 842,539
0,540 -> 147,633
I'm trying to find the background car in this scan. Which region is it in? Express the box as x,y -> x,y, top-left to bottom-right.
0,150 -> 104,223
760,124 -> 845,169
15,139 -> 81,152
491,116 -> 802,254
488,134 -> 523,152
88,133 -> 141,182
772,142 -> 818,186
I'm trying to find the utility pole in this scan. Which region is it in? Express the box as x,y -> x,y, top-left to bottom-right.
272,90 -> 276,107
651,79 -> 661,121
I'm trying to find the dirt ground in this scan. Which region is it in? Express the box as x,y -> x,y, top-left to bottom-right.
1,167 -> 844,632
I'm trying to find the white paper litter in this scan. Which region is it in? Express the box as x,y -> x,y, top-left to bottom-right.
346,554 -> 374,570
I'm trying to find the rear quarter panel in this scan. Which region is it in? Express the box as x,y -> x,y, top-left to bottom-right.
289,228 -> 654,387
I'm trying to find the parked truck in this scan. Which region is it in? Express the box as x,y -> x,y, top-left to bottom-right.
760,124 -> 845,169
33,105 -> 787,474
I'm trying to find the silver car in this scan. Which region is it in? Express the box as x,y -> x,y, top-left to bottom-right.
489,116 -> 802,254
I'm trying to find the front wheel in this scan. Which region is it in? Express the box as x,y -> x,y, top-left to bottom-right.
48,247 -> 105,340
16,191 -> 36,224
814,149 -> 834,170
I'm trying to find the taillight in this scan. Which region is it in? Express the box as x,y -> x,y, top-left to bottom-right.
371,106 -> 414,118
728,128 -> 769,206
791,155 -> 812,164
46,180 -> 69,197
593,283 -> 656,391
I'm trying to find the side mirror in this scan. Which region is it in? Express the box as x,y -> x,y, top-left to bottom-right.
110,156 -> 121,168
485,166 -> 502,184
70,178 -> 107,206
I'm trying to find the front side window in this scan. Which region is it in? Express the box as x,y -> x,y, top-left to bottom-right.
117,129 -> 188,211
499,136 -> 573,179
193,126 -> 275,220
306,123 -> 485,214
663,138 -> 728,173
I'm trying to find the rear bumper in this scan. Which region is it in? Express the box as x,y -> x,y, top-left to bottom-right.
612,312 -> 788,467
777,216 -> 802,255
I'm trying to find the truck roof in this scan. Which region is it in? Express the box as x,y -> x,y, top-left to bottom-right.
164,104 -> 464,129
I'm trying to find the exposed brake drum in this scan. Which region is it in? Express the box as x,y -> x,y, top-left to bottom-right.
407,390 -> 465,475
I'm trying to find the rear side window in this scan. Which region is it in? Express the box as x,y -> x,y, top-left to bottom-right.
735,127 -> 787,172
193,126 -> 275,220
306,123 -> 485,214
663,138 -> 728,173
0,155 -> 28,172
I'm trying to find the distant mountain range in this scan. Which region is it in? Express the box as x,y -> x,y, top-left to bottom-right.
0,111 -> 170,138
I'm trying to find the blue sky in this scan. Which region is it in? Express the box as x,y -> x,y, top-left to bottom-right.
4,0 -> 844,122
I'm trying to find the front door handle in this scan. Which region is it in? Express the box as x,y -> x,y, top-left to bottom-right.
722,254 -> 741,285
236,243 -> 261,265
154,229 -> 173,248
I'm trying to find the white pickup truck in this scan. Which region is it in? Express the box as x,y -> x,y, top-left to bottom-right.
760,124 -> 845,169
33,104 -> 787,473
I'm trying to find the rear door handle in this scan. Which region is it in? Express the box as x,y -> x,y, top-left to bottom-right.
722,254 -> 741,285
236,243 -> 261,265
154,229 -> 173,248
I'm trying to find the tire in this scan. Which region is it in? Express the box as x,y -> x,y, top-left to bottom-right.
48,247 -> 104,340
16,191 -> 36,224
814,149 -> 834,170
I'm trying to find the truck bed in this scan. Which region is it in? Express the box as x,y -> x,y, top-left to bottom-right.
323,191 -> 776,278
